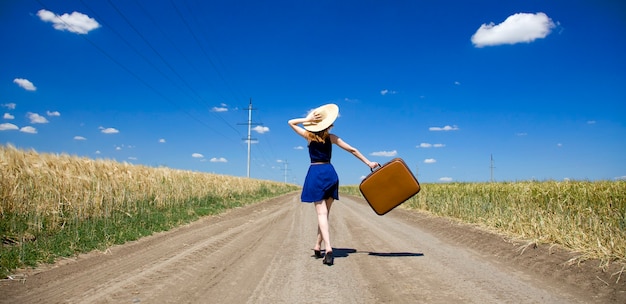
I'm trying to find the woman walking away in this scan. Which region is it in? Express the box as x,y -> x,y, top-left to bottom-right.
288,104 -> 379,266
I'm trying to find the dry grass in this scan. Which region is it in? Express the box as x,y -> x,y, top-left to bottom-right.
1,144 -> 298,277
343,180 -> 626,264
1,144 -> 295,231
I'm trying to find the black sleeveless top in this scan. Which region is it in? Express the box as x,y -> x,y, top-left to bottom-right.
309,137 -> 332,163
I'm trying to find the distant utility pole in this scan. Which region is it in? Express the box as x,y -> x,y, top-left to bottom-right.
281,160 -> 291,183
238,99 -> 262,178
490,154 -> 495,182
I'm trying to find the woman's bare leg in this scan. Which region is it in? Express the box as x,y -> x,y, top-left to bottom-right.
314,230 -> 323,251
314,198 -> 333,251
314,198 -> 334,253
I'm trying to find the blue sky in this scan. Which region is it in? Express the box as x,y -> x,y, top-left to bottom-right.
1,0 -> 625,185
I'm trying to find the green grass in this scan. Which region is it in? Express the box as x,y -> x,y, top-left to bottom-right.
1,145 -> 300,278
0,190 -> 296,279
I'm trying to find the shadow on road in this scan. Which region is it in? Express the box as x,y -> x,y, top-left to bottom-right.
332,248 -> 424,258
367,252 -> 424,257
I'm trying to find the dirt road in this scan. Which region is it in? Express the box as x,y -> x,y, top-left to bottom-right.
1,193 -> 624,303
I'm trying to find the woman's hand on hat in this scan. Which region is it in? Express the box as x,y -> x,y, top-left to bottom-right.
305,111 -> 323,124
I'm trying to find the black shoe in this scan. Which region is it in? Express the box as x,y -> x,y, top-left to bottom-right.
313,249 -> 324,259
322,251 -> 334,266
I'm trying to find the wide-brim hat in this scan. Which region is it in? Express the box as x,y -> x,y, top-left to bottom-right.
303,103 -> 339,132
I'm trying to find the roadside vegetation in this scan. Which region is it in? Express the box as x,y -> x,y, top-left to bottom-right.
3,142 -> 623,278
343,180 -> 626,266
0,144 -> 298,278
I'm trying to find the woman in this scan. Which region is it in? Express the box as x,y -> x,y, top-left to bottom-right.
288,104 -> 379,266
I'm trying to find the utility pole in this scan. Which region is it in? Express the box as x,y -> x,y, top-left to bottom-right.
282,160 -> 290,183
238,99 -> 261,178
415,164 -> 419,180
490,154 -> 495,182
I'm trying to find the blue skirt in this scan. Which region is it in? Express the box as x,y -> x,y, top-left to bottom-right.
301,163 -> 339,203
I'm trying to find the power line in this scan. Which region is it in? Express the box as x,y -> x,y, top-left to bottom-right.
177,0 -> 248,103
54,0 -> 232,141
132,0 -> 233,105
253,105 -> 280,162
34,1 -> 268,178
104,0 -> 242,137
35,0 -> 200,128
168,0 -> 243,104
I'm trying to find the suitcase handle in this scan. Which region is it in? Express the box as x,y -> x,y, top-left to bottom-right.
370,163 -> 382,172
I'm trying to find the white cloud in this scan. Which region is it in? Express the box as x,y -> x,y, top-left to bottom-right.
13,78 -> 36,91
253,125 -> 270,134
557,143 -> 563,147
2,103 -> 16,110
210,157 -> 228,163
371,150 -> 398,157
99,127 -> 119,134
244,139 -> 259,144
429,125 -> 459,131
294,146 -> 304,150
439,177 -> 453,182
471,12 -> 556,48
37,9 -> 100,34
454,81 -> 461,85
27,112 -> 49,124
211,106 -> 228,112
74,136 -> 86,140
417,143 -> 445,148
128,157 -> 137,161
381,89 -> 397,96
587,120 -> 596,125
516,132 -> 528,136
192,153 -> 204,158
159,138 -> 166,143
47,111 -> 61,117
20,126 -> 37,134
424,158 -> 437,164
0,123 -> 19,131
3,113 -> 14,120
615,176 -> 626,181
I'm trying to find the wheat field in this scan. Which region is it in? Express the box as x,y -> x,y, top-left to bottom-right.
345,180 -> 626,264
2,143 -> 624,275
0,144 -> 298,276
1,144 -> 296,229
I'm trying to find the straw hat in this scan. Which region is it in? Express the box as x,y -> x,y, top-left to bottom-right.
303,103 -> 339,132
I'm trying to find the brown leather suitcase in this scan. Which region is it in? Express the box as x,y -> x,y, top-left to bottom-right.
359,158 -> 420,215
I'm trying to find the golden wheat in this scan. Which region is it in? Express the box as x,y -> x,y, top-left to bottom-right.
342,180 -> 625,263
400,181 -> 626,263
4,143 -> 624,264
0,144 -> 295,231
